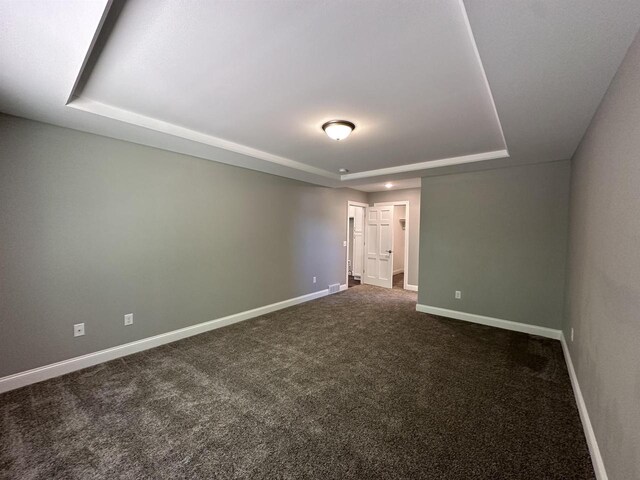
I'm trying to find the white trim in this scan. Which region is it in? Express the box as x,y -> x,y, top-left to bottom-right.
405,284 -> 418,292
458,0 -> 508,151
393,268 -> 404,275
373,201 -> 411,290
560,334 -> 608,480
65,0 -> 115,103
340,149 -> 509,181
346,201 -> 369,208
345,201 -> 369,288
68,98 -> 338,180
415,304 -> 562,340
70,96 -> 508,184
0,288 -> 330,394
70,95 -> 509,183
65,3 -> 509,187
339,284 -> 348,292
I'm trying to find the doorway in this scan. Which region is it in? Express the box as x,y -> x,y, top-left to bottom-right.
392,204 -> 406,288
346,201 -> 367,288
346,200 -> 410,290
374,201 -> 410,290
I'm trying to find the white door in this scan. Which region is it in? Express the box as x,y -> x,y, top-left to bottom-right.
363,205 -> 394,288
352,206 -> 365,277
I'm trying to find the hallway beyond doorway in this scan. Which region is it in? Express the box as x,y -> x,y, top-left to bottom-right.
350,272 -> 405,290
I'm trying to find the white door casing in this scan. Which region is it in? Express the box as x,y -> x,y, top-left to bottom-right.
346,201 -> 368,286
352,206 -> 365,277
373,201 -> 412,291
363,205 -> 394,288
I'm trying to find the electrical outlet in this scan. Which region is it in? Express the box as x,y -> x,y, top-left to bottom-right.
455,290 -> 462,299
74,323 -> 85,337
313,276 -> 317,284
571,328 -> 574,342
124,313 -> 133,326
343,240 -> 347,247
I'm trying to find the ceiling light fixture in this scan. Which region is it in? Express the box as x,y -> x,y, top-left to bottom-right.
385,183 -> 393,189
322,120 -> 355,141
338,168 -> 349,174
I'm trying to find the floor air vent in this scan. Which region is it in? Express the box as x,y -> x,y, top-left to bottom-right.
328,283 -> 340,294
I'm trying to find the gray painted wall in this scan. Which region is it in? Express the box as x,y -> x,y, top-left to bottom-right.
418,161 -> 570,329
565,30 -> 640,480
367,188 -> 420,286
0,114 -> 366,377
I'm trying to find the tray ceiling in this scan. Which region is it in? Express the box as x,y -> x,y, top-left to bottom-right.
1,1 -> 639,190
68,0 -> 507,182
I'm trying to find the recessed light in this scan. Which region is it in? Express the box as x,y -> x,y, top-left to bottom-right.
385,183 -> 393,189
322,120 -> 355,141
338,168 -> 349,174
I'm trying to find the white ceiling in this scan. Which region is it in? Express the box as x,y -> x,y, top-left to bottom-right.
465,0 -> 640,164
353,178 -> 422,193
77,0 -> 505,177
1,1 -> 639,192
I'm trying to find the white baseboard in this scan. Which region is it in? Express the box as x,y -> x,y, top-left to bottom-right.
393,268 -> 404,275
415,304 -> 562,340
339,284 -> 348,292
405,284 -> 418,292
0,288 -> 330,394
560,334 -> 608,480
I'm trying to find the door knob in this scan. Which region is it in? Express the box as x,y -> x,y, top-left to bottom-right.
387,250 -> 392,254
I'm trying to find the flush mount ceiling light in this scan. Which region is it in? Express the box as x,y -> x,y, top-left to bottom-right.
322,120 -> 355,141
385,183 -> 393,189
338,168 -> 349,174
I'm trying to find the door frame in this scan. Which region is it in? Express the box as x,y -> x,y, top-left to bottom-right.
345,201 -> 369,287
373,201 -> 410,290
362,204 -> 395,288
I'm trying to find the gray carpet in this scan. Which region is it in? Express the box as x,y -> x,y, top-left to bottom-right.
0,285 -> 594,479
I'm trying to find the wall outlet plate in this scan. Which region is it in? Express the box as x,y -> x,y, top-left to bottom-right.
455,290 -> 462,299
74,323 -> 85,337
313,276 -> 317,283
124,313 -> 133,326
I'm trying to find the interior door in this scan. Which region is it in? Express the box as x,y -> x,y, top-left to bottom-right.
352,206 -> 365,278
363,205 -> 394,288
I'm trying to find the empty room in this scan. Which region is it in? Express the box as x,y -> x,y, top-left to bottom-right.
1,1 -> 639,479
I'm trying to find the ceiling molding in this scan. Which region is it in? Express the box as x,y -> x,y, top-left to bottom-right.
67,97 -> 340,180
3,0 -> 637,190
67,92 -> 510,183
65,0 -> 509,186
340,149 -> 509,181
350,178 -> 422,192
65,0 -> 116,104
458,0 -> 507,151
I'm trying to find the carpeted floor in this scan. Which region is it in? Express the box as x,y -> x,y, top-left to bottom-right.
0,285 -> 594,479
